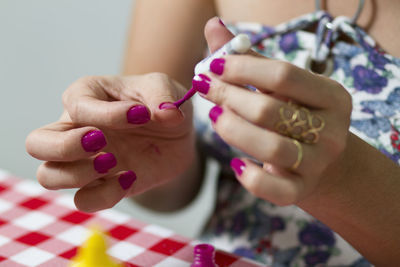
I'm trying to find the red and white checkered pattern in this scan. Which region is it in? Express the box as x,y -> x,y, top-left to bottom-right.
0,170 -> 264,267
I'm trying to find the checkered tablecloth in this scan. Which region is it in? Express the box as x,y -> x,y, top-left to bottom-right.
0,169 -> 264,267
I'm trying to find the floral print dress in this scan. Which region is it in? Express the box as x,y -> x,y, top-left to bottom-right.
194,11 -> 400,267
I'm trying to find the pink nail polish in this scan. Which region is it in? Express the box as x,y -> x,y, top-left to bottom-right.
209,106 -> 223,123
192,244 -> 217,267
127,105 -> 150,124
159,102 -> 177,110
94,153 -> 117,173
230,158 -> 246,176
81,130 -> 106,152
210,58 -> 225,75
218,18 -> 225,27
192,74 -> 211,95
173,87 -> 197,108
118,170 -> 136,190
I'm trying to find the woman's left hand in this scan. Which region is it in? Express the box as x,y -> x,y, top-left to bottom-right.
194,55 -> 353,206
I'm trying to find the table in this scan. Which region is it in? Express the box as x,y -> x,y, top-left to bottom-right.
0,170 -> 264,267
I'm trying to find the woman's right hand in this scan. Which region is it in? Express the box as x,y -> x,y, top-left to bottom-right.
26,73 -> 195,212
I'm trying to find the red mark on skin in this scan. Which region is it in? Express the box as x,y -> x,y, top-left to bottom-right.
151,144 -> 161,155
142,142 -> 161,155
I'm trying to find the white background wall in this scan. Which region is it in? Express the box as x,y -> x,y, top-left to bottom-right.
0,0 -> 214,238
0,0 -> 132,179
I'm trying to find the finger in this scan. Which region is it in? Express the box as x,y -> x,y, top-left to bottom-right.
205,55 -> 345,108
193,73 -> 287,131
26,120 -> 107,161
36,152 -> 117,190
230,158 -> 305,206
64,75 -> 186,129
122,74 -> 186,127
74,170 -> 137,212
194,73 -> 327,142
209,105 -> 312,173
63,76 -> 153,129
204,17 -> 260,57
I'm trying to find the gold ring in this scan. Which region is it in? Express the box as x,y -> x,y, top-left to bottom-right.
291,139 -> 303,170
275,101 -> 325,144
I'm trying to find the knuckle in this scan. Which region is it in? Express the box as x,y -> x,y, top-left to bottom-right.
253,97 -> 273,125
25,130 -> 39,158
341,89 -> 353,115
145,72 -> 170,85
224,56 -> 246,81
37,163 -> 56,190
272,61 -> 295,88
64,169 -> 85,188
265,140 -> 285,162
66,97 -> 81,123
215,115 -> 233,140
99,106 -> 117,128
76,75 -> 101,89
325,134 -> 346,161
275,184 -> 301,206
63,76 -> 99,120
213,81 -> 229,105
54,137 -> 69,159
244,170 -> 264,198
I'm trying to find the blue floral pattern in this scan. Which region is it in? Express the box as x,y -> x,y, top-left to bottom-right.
352,65 -> 388,94
196,10 -> 400,266
279,32 -> 300,53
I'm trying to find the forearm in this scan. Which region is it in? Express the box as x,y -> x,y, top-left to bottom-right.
298,133 -> 400,265
123,0 -> 216,87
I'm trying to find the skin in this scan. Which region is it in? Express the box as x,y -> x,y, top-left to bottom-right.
25,0 -> 400,265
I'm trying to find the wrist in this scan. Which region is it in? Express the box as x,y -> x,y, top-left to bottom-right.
131,144 -> 203,212
298,133 -> 400,265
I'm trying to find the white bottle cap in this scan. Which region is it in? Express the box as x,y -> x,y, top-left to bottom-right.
230,34 -> 252,53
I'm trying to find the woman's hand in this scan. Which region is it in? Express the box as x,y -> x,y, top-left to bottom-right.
26,74 -> 195,212
194,55 -> 353,206
199,17 -> 400,265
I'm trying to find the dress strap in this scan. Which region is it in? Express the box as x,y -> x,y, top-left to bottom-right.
315,0 -> 365,25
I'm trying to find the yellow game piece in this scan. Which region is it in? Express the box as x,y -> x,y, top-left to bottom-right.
69,226 -> 124,267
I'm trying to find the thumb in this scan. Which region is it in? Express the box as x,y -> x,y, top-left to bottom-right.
204,17 -> 235,53
204,17 -> 262,57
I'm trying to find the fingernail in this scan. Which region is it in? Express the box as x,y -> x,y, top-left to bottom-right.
210,58 -> 225,75
118,170 -> 137,190
94,153 -> 117,173
192,74 -> 211,95
159,102 -> 177,110
218,17 -> 225,27
81,130 -> 106,152
209,105 -> 223,123
230,158 -> 246,176
127,105 -> 150,124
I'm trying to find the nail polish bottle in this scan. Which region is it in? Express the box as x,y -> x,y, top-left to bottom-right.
191,244 -> 218,267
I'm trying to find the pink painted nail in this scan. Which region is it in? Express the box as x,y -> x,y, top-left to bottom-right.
192,74 -> 211,95
118,170 -> 136,190
209,105 -> 223,123
159,102 -> 177,110
230,158 -> 246,176
127,105 -> 150,124
81,130 -> 106,152
210,58 -> 225,75
218,18 -> 225,27
93,153 -> 117,173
